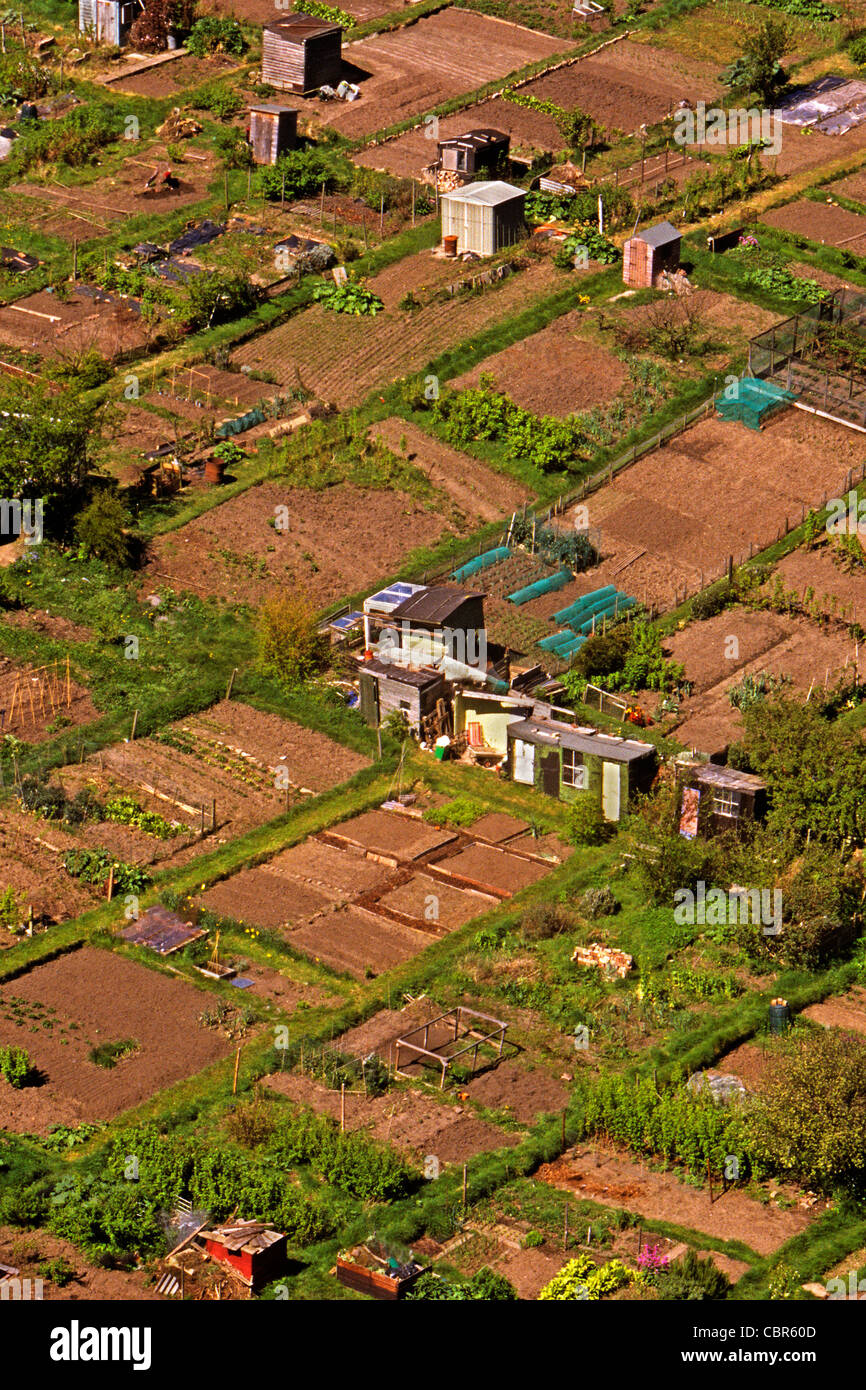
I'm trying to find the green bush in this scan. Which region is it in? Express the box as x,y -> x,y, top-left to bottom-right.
567,797 -> 611,847
0,1045 -> 34,1089
74,491 -> 135,569
193,82 -> 244,120
657,1249 -> 730,1300
312,281 -> 383,316
690,583 -> 733,622
185,16 -> 246,55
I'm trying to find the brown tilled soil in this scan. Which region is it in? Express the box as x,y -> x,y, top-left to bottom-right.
0,946 -> 231,1132
0,656 -> 96,743
202,869 -> 335,930
0,1227 -> 160,1301
3,610 -> 92,644
301,11 -> 562,140
558,408 -> 866,614
326,809 -> 458,862
761,198 -> 866,251
369,418 -> 532,524
268,838 -> 393,899
450,312 -> 627,417
460,812 -> 528,844
374,872 -> 496,929
430,842 -> 551,896
802,987 -> 866,1037
142,480 -> 460,607
110,53 -> 239,98
287,904 -> 434,978
664,608 -> 856,756
224,961 -> 334,1010
0,806 -> 99,926
0,288 -> 150,362
4,143 -> 216,243
462,1060 -> 569,1120
776,543 -> 866,628
714,1040 -> 776,1093
264,1069 -> 522,1161
538,1145 -> 816,1255
231,259 -> 560,408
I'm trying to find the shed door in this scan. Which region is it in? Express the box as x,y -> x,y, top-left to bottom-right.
541,751 -> 560,798
602,761 -> 621,821
359,673 -> 379,729
512,738 -> 534,785
96,0 -> 115,40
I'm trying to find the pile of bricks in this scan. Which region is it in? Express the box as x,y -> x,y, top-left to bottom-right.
571,943 -> 633,978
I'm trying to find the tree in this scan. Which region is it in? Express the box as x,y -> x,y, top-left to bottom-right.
0,379 -> 99,508
738,697 -> 866,848
723,19 -> 791,102
181,272 -> 263,331
746,1030 -> 866,1187
74,490 -> 135,568
257,591 -> 327,689
555,105 -> 599,156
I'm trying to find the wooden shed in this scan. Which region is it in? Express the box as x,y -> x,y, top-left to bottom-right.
440,181 -> 527,257
506,716 -> 656,821
437,129 -> 510,180
677,761 -> 767,839
262,15 -> 343,94
78,0 -> 140,45
622,220 -> 681,288
201,1222 -> 287,1291
248,104 -> 298,164
358,658 -> 445,730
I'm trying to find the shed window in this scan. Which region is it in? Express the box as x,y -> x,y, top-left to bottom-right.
561,747 -> 587,790
399,699 -> 411,711
711,788 -> 740,818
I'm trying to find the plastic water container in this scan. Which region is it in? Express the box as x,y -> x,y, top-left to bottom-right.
768,998 -> 790,1034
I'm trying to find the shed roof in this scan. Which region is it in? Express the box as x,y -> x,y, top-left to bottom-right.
264,14 -> 342,39
441,180 -> 525,206
506,716 -> 655,763
249,103 -> 299,115
389,585 -> 484,624
360,659 -> 444,689
636,220 -> 681,249
439,128 -> 508,149
682,761 -> 766,793
205,1221 -> 285,1254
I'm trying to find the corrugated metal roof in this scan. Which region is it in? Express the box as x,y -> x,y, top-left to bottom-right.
264,14 -> 342,39
637,220 -> 681,248
506,716 -> 655,762
441,180 -> 525,206
390,585 -> 485,624
439,129 -> 508,149
684,762 -> 766,792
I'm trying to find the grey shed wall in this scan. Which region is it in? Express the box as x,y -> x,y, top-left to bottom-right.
441,194 -> 526,256
262,27 -> 342,93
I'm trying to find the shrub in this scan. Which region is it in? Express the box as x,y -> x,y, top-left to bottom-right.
657,1249 -> 730,1300
0,1045 -> 33,1088
466,1267 -> 518,1300
193,82 -> 244,120
567,798 -> 611,847
129,0 -> 171,51
581,886 -> 619,918
690,583 -> 733,622
74,491 -> 135,569
38,1256 -> 76,1288
257,591 -> 328,690
88,1039 -> 139,1069
522,901 -> 573,940
850,33 -> 866,66
182,272 -> 263,331
185,16 -> 247,55
571,626 -> 631,680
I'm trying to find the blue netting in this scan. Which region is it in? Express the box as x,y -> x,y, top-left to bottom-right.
508,569 -> 572,606
452,546 -> 511,583
553,585 -> 617,625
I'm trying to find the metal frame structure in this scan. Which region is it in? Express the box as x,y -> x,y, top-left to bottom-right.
394,1006 -> 507,1088
748,287 -> 866,429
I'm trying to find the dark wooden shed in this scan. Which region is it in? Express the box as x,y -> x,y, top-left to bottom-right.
358,658 -> 445,730
437,128 -> 510,179
262,15 -> 343,94
677,761 -> 767,838
248,104 -> 298,164
622,220 -> 681,288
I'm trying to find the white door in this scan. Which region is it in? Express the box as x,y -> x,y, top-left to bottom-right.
512,738 -> 535,785
602,761 -> 621,821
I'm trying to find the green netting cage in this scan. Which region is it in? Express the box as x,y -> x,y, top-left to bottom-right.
715,377 -> 796,431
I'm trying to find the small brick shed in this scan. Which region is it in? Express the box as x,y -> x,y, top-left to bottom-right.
262,15 -> 343,94
622,220 -> 681,288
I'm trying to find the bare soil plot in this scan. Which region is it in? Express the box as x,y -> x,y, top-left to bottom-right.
714,1040 -> 775,1093
3,609 -> 92,645
111,53 -> 239,98
538,1145 -> 814,1255
324,808 -> 458,863
761,198 -> 866,252
665,609 -> 856,755
374,872 -> 496,929
508,829 -> 572,862
224,961 -> 335,1010
429,841 -> 551,896
518,38 -> 720,135
802,987 -> 866,1037
3,145 -> 217,243
450,311 -> 626,416
268,838 -> 393,899
287,903 -> 433,977
265,1070 -> 521,1161
462,1059 -> 568,1119
0,287 -> 150,363
143,479 -> 459,608
776,543 -> 866,627
0,656 -> 96,743
0,1226 -> 160,1301
369,418 -> 532,523
0,946 -> 230,1132
465,811 -> 529,844
561,409 -> 866,613
352,98 -> 559,173
231,257 -> 560,409
302,10 -> 562,140
202,869 -> 335,929
0,805 -> 98,925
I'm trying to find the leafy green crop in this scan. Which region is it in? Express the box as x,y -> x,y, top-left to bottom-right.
312,281 -> 384,316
